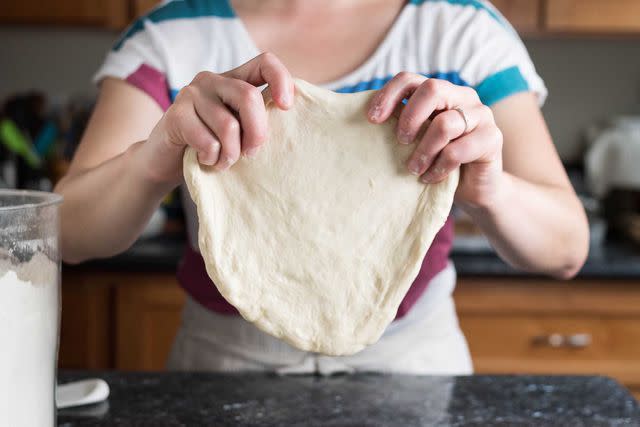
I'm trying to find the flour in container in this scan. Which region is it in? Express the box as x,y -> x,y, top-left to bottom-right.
0,252 -> 59,427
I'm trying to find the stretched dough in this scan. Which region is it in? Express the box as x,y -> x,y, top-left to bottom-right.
183,79 -> 458,356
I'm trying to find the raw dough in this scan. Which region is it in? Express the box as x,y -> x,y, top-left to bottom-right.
183,79 -> 459,356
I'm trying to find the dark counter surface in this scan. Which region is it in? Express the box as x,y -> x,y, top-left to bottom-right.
452,241 -> 640,278
57,371 -> 639,427
67,234 -> 185,272
67,234 -> 640,279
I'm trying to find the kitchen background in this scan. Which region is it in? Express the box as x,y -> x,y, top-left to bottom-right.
3,26 -> 640,161
2,0 -> 640,398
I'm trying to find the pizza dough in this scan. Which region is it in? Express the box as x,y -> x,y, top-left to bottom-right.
183,79 -> 459,356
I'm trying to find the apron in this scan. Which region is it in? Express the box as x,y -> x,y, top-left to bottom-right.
167,262 -> 473,375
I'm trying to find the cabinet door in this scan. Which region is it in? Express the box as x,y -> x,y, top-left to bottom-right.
455,277 -> 640,400
491,0 -> 541,34
0,0 -> 128,28
115,274 -> 186,370
545,0 -> 640,33
59,271 -> 113,369
459,314 -> 640,385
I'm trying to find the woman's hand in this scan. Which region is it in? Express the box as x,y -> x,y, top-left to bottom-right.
367,72 -> 504,210
144,53 -> 294,186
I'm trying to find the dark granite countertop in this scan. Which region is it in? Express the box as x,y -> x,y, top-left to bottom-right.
65,234 -> 640,280
57,371 -> 639,426
452,241 -> 640,279
65,234 -> 185,272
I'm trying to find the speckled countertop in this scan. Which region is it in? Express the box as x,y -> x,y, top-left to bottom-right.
452,241 -> 640,278
57,372 -> 639,426
67,234 -> 640,279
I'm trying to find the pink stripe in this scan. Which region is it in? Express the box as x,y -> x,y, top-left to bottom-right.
395,216 -> 453,317
125,64 -> 171,111
177,246 -> 239,315
177,216 -> 454,320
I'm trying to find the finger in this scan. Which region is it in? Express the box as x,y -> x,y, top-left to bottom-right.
368,71 -> 425,124
223,52 -> 294,110
169,103 -> 221,166
197,137 -> 222,166
407,106 -> 483,175
420,124 -> 503,184
193,95 -> 242,170
213,79 -> 268,157
398,79 -> 482,145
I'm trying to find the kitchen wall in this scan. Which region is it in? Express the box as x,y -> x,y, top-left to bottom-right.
526,39 -> 640,162
1,27 -> 640,162
0,27 -> 113,101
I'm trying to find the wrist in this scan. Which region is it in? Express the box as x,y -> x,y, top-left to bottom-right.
458,170 -> 514,221
125,140 -> 182,195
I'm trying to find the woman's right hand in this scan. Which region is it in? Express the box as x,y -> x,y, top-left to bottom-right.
143,52 -> 294,186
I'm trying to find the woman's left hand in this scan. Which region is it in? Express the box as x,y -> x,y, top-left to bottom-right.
368,72 -> 504,210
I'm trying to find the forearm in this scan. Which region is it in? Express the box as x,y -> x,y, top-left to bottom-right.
461,172 -> 589,279
55,141 -> 178,263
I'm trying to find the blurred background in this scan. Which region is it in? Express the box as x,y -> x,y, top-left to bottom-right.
2,0 -> 640,398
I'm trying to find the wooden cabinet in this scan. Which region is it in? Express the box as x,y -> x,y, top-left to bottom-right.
0,0 -> 156,27
59,271 -> 114,369
455,277 -> 640,398
492,0 -> 640,35
0,0 -> 128,28
132,0 -> 158,18
545,0 -> 640,34
115,274 -> 185,370
4,0 -> 640,36
492,0 -> 542,34
59,269 -> 185,371
60,267 -> 640,400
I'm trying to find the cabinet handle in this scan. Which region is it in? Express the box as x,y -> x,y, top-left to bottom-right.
566,333 -> 591,348
532,333 -> 592,348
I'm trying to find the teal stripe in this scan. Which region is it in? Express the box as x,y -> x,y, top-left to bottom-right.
334,71 -> 469,94
170,68 -> 530,105
475,66 -> 529,106
410,0 -> 510,30
169,71 -> 469,102
113,0 -> 234,51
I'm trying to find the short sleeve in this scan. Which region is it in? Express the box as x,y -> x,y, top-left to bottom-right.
429,0 -> 547,107
93,4 -> 172,111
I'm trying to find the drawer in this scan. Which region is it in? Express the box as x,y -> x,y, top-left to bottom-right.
459,314 -> 640,386
545,0 -> 640,33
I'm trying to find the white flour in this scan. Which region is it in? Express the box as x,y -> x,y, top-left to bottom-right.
0,252 -> 59,427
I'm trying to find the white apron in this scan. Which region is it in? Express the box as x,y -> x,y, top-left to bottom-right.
167,262 -> 472,375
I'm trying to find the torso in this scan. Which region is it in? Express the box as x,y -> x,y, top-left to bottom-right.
231,0 -> 405,84
101,0 -> 545,319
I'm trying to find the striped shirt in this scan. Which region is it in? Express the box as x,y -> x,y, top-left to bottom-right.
94,0 -> 546,319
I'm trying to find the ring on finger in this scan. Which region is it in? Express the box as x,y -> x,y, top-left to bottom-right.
452,106 -> 469,135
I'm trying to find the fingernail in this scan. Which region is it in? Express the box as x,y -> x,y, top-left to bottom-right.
245,147 -> 259,158
211,141 -> 221,154
408,154 -> 428,175
216,156 -> 232,170
421,172 -> 434,184
282,91 -> 291,108
369,104 -> 382,121
408,159 -> 422,175
199,155 -> 215,166
398,131 -> 412,145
